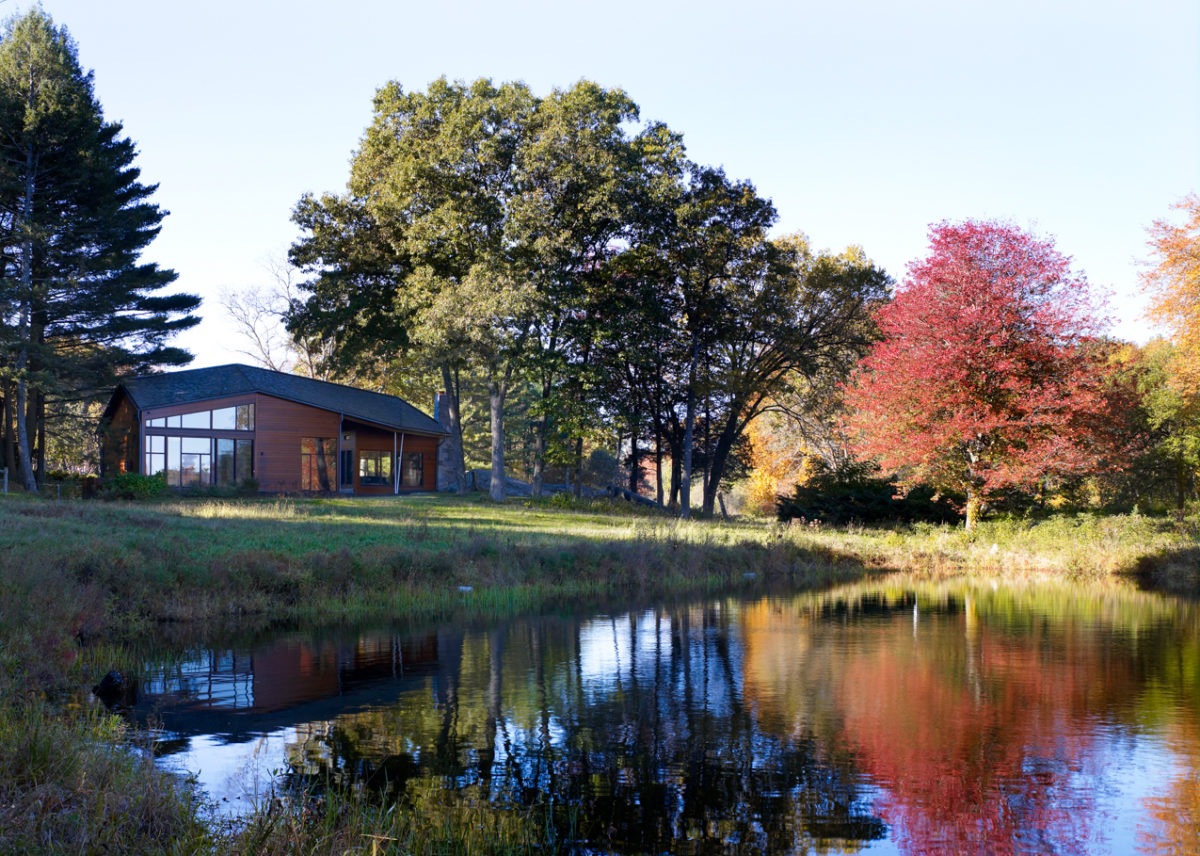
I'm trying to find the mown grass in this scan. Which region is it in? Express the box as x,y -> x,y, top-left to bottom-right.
0,492 -> 1195,854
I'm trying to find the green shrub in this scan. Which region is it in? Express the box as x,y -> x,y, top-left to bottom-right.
100,472 -> 167,501
778,467 -> 960,526
237,476 -> 260,496
43,471 -> 101,499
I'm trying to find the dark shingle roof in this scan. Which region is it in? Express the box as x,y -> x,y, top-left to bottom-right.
117,364 -> 446,435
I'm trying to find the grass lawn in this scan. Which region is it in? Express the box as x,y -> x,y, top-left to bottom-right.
0,491 -> 1195,854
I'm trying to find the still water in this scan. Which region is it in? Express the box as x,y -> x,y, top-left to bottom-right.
137,580 -> 1200,854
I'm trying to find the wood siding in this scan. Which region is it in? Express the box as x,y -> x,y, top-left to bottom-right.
105,387 -> 442,494
100,391 -> 139,477
252,394 -> 340,492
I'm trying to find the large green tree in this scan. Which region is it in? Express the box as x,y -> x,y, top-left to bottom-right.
290,78 -> 658,501
506,82 -> 644,497
0,10 -> 198,490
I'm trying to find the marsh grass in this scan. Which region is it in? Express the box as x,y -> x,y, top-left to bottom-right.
0,492 -> 1195,854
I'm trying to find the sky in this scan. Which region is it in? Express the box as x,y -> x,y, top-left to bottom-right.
14,0 -> 1200,367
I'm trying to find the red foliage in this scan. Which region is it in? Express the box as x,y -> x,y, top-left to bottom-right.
845,220 -> 1118,517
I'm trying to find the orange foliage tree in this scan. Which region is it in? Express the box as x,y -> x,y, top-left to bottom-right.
1142,193 -> 1200,393
744,411 -> 813,514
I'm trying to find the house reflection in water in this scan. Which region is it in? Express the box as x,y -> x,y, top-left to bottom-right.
139,630 -> 446,749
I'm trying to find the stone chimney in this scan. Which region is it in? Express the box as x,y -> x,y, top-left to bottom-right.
434,391 -> 456,491
434,390 -> 449,427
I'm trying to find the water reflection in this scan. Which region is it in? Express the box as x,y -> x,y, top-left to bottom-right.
139,580 -> 1200,855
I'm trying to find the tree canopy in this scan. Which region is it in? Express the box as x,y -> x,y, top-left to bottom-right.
0,10 -> 198,489
1142,193 -> 1200,393
845,220 -> 1117,528
288,77 -> 888,511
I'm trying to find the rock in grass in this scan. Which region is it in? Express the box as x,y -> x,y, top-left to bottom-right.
92,670 -> 136,708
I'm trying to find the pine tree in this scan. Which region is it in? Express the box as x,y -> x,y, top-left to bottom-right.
0,10 -> 198,490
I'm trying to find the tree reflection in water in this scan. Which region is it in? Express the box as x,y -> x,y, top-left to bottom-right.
142,580 -> 1200,855
277,608 -> 885,854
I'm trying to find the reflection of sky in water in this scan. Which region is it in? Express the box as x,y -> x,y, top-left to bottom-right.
157,728 -> 299,813
579,608 -> 740,718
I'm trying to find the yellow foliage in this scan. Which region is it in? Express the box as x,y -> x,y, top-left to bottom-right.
1143,193 -> 1200,394
744,412 -> 814,515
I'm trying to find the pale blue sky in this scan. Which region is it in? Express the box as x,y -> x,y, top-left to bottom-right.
18,0 -> 1200,366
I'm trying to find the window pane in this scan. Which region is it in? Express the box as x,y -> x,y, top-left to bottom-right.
358,451 -> 392,486
181,411 -> 209,429
236,440 -> 254,481
402,452 -> 423,487
145,452 -> 165,476
212,407 -> 236,430
149,435 -> 164,454
236,404 -> 254,431
167,415 -> 181,428
301,437 -> 335,491
182,437 -> 211,455
151,417 -> 165,428
216,439 -> 235,485
181,454 -> 201,486
167,437 -> 181,486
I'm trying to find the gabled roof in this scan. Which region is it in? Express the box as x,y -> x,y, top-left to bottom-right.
113,364 -> 446,436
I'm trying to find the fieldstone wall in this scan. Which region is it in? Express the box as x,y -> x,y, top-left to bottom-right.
434,392 -> 458,491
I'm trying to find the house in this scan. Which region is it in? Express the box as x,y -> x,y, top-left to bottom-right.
99,364 -> 447,494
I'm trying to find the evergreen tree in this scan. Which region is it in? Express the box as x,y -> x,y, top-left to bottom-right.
0,10 -> 197,490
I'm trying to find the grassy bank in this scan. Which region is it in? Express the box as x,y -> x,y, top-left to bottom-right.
0,493 -> 1195,854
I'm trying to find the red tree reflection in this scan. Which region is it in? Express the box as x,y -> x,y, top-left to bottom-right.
832,600 -> 1141,855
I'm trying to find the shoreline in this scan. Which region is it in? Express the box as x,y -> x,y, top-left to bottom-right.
0,494 -> 1195,854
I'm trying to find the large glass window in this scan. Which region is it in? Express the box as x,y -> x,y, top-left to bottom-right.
216,439 -> 235,485
216,438 -> 255,485
145,435 -> 166,476
236,439 -> 253,483
402,452 -> 424,488
146,403 -> 253,431
358,451 -> 392,486
180,437 -> 211,486
301,437 -> 336,492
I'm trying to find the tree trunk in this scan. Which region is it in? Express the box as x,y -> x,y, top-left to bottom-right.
702,407 -> 743,516
680,336 -> 700,519
2,381 -> 16,477
531,418 -> 546,498
487,365 -> 511,503
531,375 -> 551,499
15,145 -> 38,493
702,393 -> 711,507
439,363 -> 468,493
572,437 -> 583,499
628,420 -> 640,495
35,390 -> 45,481
654,413 -> 664,506
668,425 -> 682,509
965,489 -> 982,531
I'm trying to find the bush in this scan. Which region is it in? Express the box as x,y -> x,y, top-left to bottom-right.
584,449 -> 617,487
237,477 -> 260,496
777,467 -> 960,526
43,471 -> 100,499
100,472 -> 167,501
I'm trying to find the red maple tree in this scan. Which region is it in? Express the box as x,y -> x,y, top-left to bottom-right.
845,220 -> 1116,528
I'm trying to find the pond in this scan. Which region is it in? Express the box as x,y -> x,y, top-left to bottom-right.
133,579 -> 1200,855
